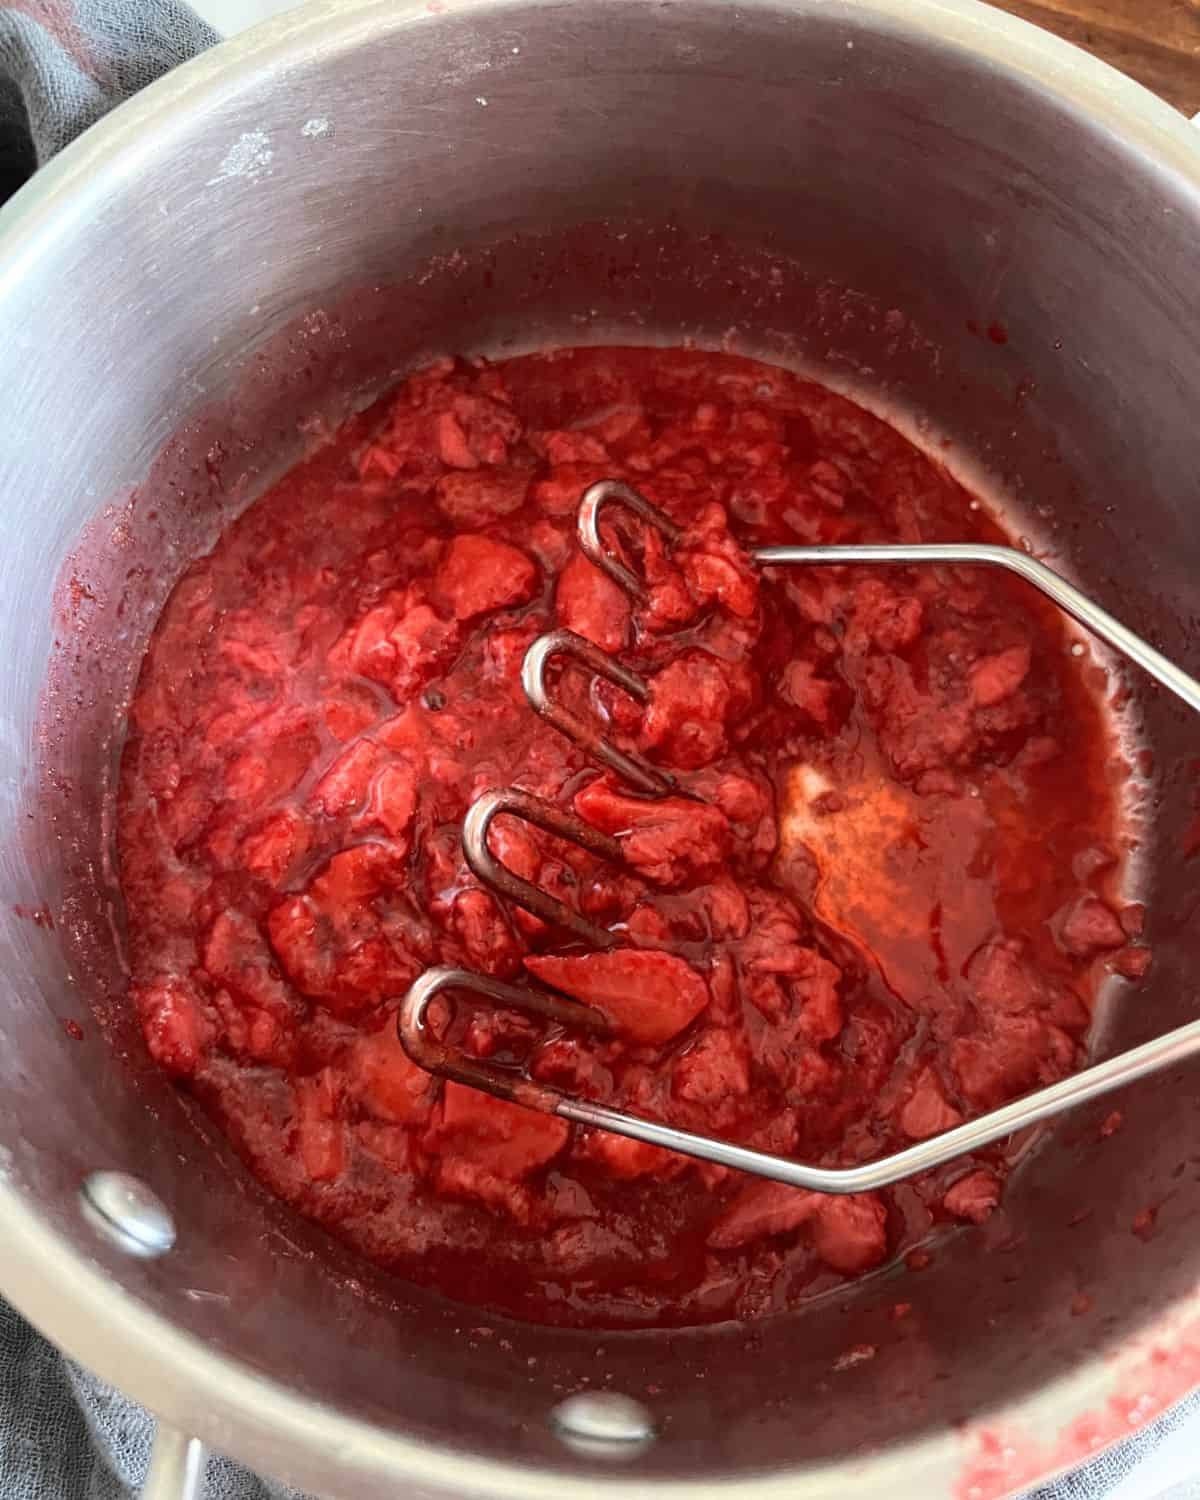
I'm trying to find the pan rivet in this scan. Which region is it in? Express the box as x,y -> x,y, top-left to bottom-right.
80,1171 -> 176,1258
551,1392 -> 656,1457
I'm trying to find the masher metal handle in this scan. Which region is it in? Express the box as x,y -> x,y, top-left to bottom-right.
462,787 -> 621,947
141,1425 -> 206,1500
400,969 -> 1200,1193
521,630 -> 674,796
755,541 -> 1200,715
582,477 -> 1200,715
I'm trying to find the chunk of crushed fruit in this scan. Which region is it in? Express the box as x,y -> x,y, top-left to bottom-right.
118,346 -> 1134,1329
525,949 -> 709,1044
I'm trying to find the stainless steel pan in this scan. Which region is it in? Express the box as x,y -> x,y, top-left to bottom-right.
2,1 -> 1199,1495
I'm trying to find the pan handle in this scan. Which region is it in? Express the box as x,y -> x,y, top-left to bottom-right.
142,1423 -> 208,1500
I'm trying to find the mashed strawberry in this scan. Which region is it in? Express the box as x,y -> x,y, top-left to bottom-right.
118,348 -> 1134,1328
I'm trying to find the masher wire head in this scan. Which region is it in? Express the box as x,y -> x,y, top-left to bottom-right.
521,628 -> 675,797
578,478 -> 683,599
461,786 -> 621,949
397,479 -> 1200,1195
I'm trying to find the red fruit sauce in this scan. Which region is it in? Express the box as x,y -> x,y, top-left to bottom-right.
117,348 -> 1142,1328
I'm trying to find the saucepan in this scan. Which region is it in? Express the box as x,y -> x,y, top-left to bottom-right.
1,0 -> 1199,1496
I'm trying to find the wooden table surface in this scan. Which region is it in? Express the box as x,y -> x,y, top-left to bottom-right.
989,0 -> 1200,113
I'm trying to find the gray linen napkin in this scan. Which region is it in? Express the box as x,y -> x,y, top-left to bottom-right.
0,3 -> 1195,1496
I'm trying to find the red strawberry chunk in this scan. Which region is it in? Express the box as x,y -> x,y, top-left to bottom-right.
899,1068 -> 963,1140
349,1022 -> 436,1125
435,468 -> 530,526
312,739 -> 382,817
708,1181 -> 887,1275
294,1069 -> 345,1182
525,949 -> 709,1044
435,535 -> 538,621
641,651 -> 754,770
359,761 -> 418,840
811,1194 -> 889,1273
241,807 -> 310,884
575,777 -> 731,886
1054,894 -> 1126,958
707,1181 -> 819,1248
943,1168 -> 1001,1224
969,644 -> 1030,708
430,1082 -> 568,1180
132,978 -> 208,1077
555,550 -> 631,652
